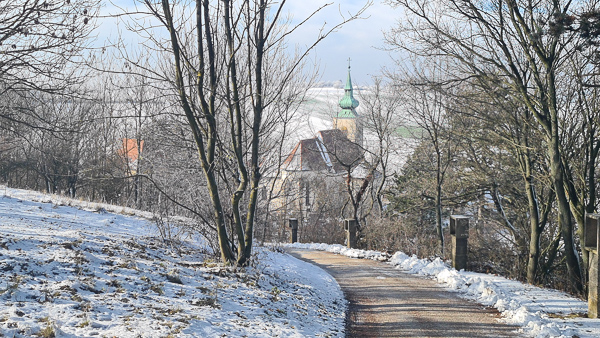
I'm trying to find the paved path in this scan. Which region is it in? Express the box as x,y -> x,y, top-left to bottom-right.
287,248 -> 522,338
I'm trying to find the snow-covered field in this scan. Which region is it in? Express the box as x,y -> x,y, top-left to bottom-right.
0,187 -> 346,337
289,87 -> 344,141
288,242 -> 600,338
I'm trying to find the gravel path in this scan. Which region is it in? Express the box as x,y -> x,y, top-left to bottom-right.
287,248 -> 523,338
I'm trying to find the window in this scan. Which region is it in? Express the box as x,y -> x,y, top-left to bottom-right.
304,181 -> 310,207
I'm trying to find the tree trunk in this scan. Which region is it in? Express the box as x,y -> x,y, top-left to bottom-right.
525,175 -> 541,284
241,0 -> 267,265
161,0 -> 234,264
436,153 -> 444,256
549,137 -> 583,293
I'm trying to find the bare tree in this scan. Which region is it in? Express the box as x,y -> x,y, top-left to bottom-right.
116,0 -> 369,264
387,0 -> 593,293
358,77 -> 405,215
0,0 -> 99,95
451,82 -> 555,284
0,1 -> 101,196
391,58 -> 457,257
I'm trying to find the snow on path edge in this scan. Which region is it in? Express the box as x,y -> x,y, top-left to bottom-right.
286,242 -> 599,338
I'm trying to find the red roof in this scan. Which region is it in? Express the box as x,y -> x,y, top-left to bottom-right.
119,138 -> 144,162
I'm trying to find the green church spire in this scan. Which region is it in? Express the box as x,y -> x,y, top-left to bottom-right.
337,59 -> 359,118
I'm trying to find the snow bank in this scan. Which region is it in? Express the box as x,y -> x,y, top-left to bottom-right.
287,243 -> 599,338
288,242 -> 389,261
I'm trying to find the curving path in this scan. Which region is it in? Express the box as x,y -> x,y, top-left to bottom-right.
287,248 -> 523,338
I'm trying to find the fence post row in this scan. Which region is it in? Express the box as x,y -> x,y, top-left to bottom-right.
450,215 -> 470,271
288,218 -> 298,244
344,219 -> 357,249
586,213 -> 600,318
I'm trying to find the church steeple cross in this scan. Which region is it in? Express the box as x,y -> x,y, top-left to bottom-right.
347,57 -> 352,69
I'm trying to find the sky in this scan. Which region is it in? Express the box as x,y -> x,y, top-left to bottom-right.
98,0 -> 401,85
279,0 -> 401,84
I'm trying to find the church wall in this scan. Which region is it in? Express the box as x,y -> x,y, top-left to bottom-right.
333,117 -> 363,147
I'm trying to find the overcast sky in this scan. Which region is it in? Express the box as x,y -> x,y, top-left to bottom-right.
100,0 -> 399,85
282,0 -> 400,84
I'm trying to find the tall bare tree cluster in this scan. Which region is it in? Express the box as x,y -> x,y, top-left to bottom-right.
1,0 -> 373,266
0,0 -> 105,198
7,0 -> 599,296
109,0 -> 369,265
384,0 -> 600,293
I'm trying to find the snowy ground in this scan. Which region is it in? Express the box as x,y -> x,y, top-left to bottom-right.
0,187 -> 346,338
287,243 -> 600,338
11,180 -> 600,338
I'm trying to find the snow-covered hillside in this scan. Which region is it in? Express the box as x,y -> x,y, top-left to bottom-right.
0,187 -> 346,337
290,87 -> 343,141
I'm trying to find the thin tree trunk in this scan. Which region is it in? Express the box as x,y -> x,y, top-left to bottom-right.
242,0 -> 267,264
162,0 -> 234,263
549,137 -> 583,293
525,175 -> 541,284
436,152 -> 444,256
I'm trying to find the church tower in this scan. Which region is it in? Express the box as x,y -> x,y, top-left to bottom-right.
333,62 -> 363,147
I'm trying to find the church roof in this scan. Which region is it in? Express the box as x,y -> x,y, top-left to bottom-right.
282,129 -> 363,173
119,138 -> 144,163
282,138 -> 329,172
